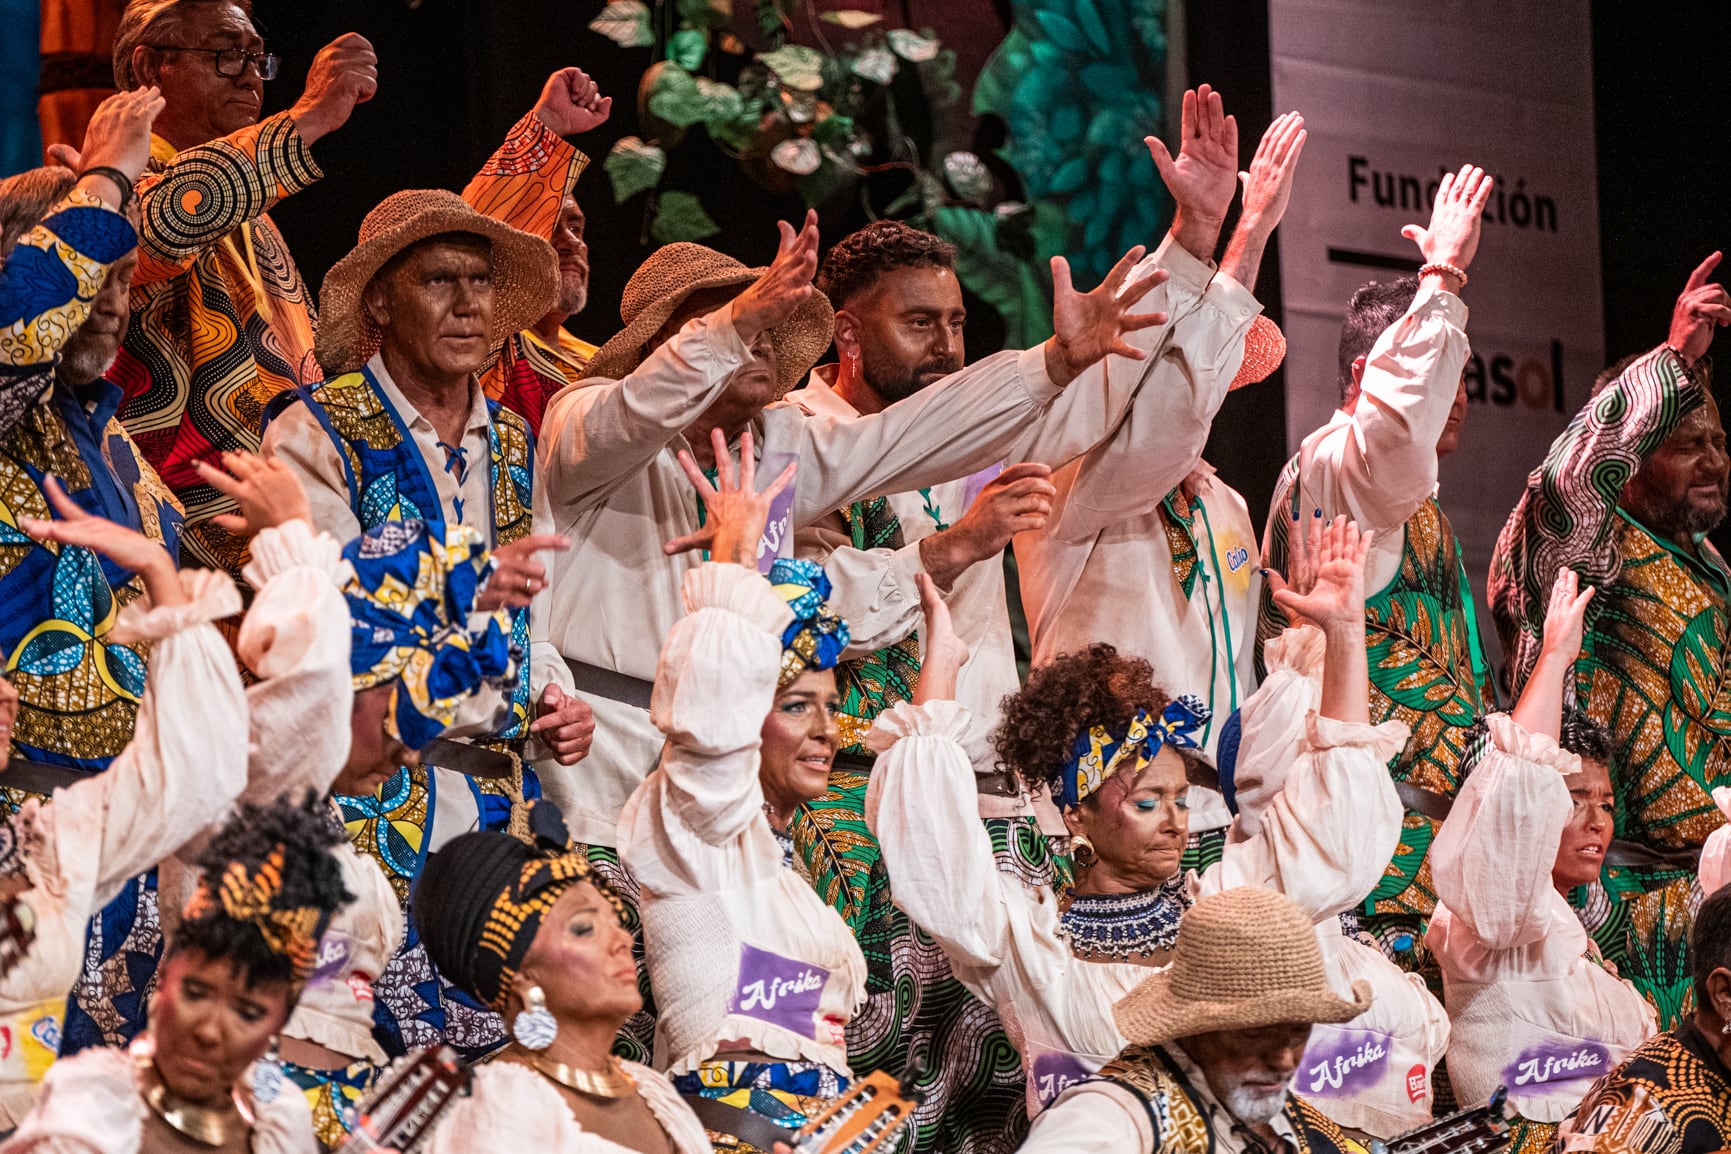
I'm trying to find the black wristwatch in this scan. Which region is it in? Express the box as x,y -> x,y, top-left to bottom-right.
81,165 -> 134,209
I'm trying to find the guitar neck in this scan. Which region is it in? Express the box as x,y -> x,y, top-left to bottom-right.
1383,1090 -> 1512,1154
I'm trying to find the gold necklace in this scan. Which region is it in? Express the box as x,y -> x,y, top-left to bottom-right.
142,1076 -> 253,1147
528,1053 -> 637,1099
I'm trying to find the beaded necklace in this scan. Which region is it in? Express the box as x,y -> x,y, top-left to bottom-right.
1059,872 -> 1191,962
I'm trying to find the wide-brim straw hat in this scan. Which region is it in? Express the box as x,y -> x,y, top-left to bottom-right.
1113,886 -> 1371,1046
580,241 -> 834,396
1230,315 -> 1287,391
315,189 -> 557,378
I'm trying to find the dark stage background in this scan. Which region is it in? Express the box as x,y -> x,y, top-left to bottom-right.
251,0 -> 1731,571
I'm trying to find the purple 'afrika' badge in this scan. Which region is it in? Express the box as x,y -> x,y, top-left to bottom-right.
728,943 -> 829,1039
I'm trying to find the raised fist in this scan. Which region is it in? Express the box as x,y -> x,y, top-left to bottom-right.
288,33 -> 379,146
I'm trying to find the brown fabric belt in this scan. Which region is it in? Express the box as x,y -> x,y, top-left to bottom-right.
565,657 -> 655,711
422,738 -> 517,781
0,756 -> 92,797
1395,782 -> 1701,872
681,1093 -> 796,1151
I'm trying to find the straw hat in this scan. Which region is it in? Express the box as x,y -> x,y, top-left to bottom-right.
315,189 -> 558,378
580,241 -> 834,395
1112,886 -> 1371,1045
1229,315 -> 1287,391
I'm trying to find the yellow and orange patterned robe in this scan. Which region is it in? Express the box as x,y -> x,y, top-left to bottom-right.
113,112 -> 322,576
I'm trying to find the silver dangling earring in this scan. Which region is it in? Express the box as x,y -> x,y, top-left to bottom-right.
252,1037 -> 285,1104
513,985 -> 558,1051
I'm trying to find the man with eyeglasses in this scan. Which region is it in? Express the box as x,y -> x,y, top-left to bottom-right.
96,0 -> 376,579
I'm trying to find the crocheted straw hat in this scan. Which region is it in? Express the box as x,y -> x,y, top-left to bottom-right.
1229,315 -> 1287,391
315,189 -> 557,378
1112,886 -> 1371,1045
580,241 -> 834,396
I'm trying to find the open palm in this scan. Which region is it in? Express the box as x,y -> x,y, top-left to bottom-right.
1268,515 -> 1371,631
1146,84 -> 1239,223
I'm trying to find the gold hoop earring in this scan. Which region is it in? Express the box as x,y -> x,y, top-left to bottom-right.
1071,835 -> 1096,868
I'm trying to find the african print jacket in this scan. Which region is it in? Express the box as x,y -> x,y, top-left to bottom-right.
1099,1045 -> 1354,1154
113,112 -> 322,576
1548,1022 -> 1731,1154
461,111 -> 591,437
1488,346 -> 1727,854
1260,480 -> 1495,928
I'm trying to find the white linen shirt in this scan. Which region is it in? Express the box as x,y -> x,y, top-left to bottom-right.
1427,713 -> 1657,1122
862,627 -> 1412,1119
617,563 -> 868,1076
1262,283 -> 1470,598
427,1059 -> 711,1154
1015,238 -> 1262,828
542,306 -> 1179,846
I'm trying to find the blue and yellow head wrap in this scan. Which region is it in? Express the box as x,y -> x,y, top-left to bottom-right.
1059,695 -> 1210,810
342,520 -> 517,751
767,558 -> 850,688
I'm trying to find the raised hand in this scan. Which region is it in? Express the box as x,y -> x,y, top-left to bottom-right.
664,428 -> 797,565
21,477 -> 185,607
730,211 -> 820,343
1538,568 -> 1595,665
1146,84 -> 1240,260
1401,164 -> 1493,281
476,533 -> 573,612
288,33 -> 379,146
1266,514 -> 1372,633
1044,245 -> 1170,387
1666,252 -> 1731,364
911,572 -> 969,707
73,87 -> 166,192
532,66 -> 611,136
197,452 -> 312,537
1221,111 -> 1306,290
529,683 -> 595,766
920,463 -> 1056,590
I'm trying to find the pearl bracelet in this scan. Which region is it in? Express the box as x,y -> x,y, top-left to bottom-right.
1419,262 -> 1468,289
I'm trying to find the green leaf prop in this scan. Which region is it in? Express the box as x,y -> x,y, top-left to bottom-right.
589,0 -> 653,48
759,44 -> 824,91
887,28 -> 940,61
851,45 -> 899,85
647,63 -> 709,128
650,191 -> 721,244
667,28 -> 708,71
603,136 -> 666,203
931,205 -> 1055,349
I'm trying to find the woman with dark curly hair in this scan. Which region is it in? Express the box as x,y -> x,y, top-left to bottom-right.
868,517 -> 1447,1135
4,794 -> 353,1153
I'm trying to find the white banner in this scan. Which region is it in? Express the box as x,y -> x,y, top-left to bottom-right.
1269,0 -> 1604,673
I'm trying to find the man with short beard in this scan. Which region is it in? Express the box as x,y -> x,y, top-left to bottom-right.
1021,886 -> 1370,1154
1488,252 -> 1731,1026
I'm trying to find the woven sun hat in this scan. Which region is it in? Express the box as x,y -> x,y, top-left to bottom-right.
314,188 -> 558,378
1112,886 -> 1371,1045
1229,315 -> 1287,391
580,240 -> 834,396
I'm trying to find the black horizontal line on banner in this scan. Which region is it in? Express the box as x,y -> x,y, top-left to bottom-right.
1326,247 -> 1423,272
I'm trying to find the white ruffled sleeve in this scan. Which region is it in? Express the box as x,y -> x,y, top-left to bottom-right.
249,1068 -> 320,1154
3,1045 -> 145,1153
236,520 -> 354,804
1700,787 -> 1731,897
1203,700 -> 1410,920
618,562 -> 792,892
1430,712 -> 1577,950
1018,1082 -> 1152,1154
426,1061 -> 711,1154
1229,625 -> 1324,838
863,700 -> 1016,974
66,568 -> 249,905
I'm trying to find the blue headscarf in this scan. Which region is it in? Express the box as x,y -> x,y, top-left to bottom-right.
341,520 -> 517,751
767,558 -> 850,688
1058,695 -> 1211,811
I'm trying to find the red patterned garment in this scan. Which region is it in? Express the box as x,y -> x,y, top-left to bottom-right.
463,113 -> 591,436
113,112 -> 322,576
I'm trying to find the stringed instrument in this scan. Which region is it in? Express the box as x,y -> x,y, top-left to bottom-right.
790,1066 -> 927,1154
336,1045 -> 471,1154
1371,1087 -> 1515,1154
